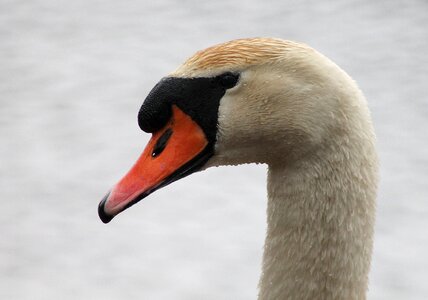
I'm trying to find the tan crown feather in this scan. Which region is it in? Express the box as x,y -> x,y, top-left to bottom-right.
171,37 -> 310,77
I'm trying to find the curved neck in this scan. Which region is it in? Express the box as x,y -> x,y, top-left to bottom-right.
258,135 -> 377,300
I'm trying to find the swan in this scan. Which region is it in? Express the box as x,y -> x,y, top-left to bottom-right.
98,38 -> 378,300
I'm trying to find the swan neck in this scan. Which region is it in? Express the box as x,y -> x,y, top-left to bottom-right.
259,141 -> 377,300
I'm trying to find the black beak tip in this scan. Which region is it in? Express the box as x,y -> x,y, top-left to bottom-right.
98,193 -> 114,224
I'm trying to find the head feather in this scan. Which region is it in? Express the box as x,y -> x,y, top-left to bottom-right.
171,37 -> 309,77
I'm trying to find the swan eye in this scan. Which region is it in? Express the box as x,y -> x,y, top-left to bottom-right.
218,72 -> 239,89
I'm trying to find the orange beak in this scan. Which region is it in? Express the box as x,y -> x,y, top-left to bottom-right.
98,105 -> 211,223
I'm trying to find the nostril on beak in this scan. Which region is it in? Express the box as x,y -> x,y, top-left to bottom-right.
152,128 -> 173,158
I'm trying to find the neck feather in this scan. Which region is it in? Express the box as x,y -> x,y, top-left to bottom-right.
258,127 -> 377,300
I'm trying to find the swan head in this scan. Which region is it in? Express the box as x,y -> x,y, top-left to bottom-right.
98,37 -> 365,223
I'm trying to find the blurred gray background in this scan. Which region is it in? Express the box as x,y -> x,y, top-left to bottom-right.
1,0 -> 427,299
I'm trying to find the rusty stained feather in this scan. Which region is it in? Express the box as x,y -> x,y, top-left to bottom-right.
171,37 -> 309,77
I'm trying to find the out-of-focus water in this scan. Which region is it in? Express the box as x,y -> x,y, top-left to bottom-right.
1,0 -> 427,299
